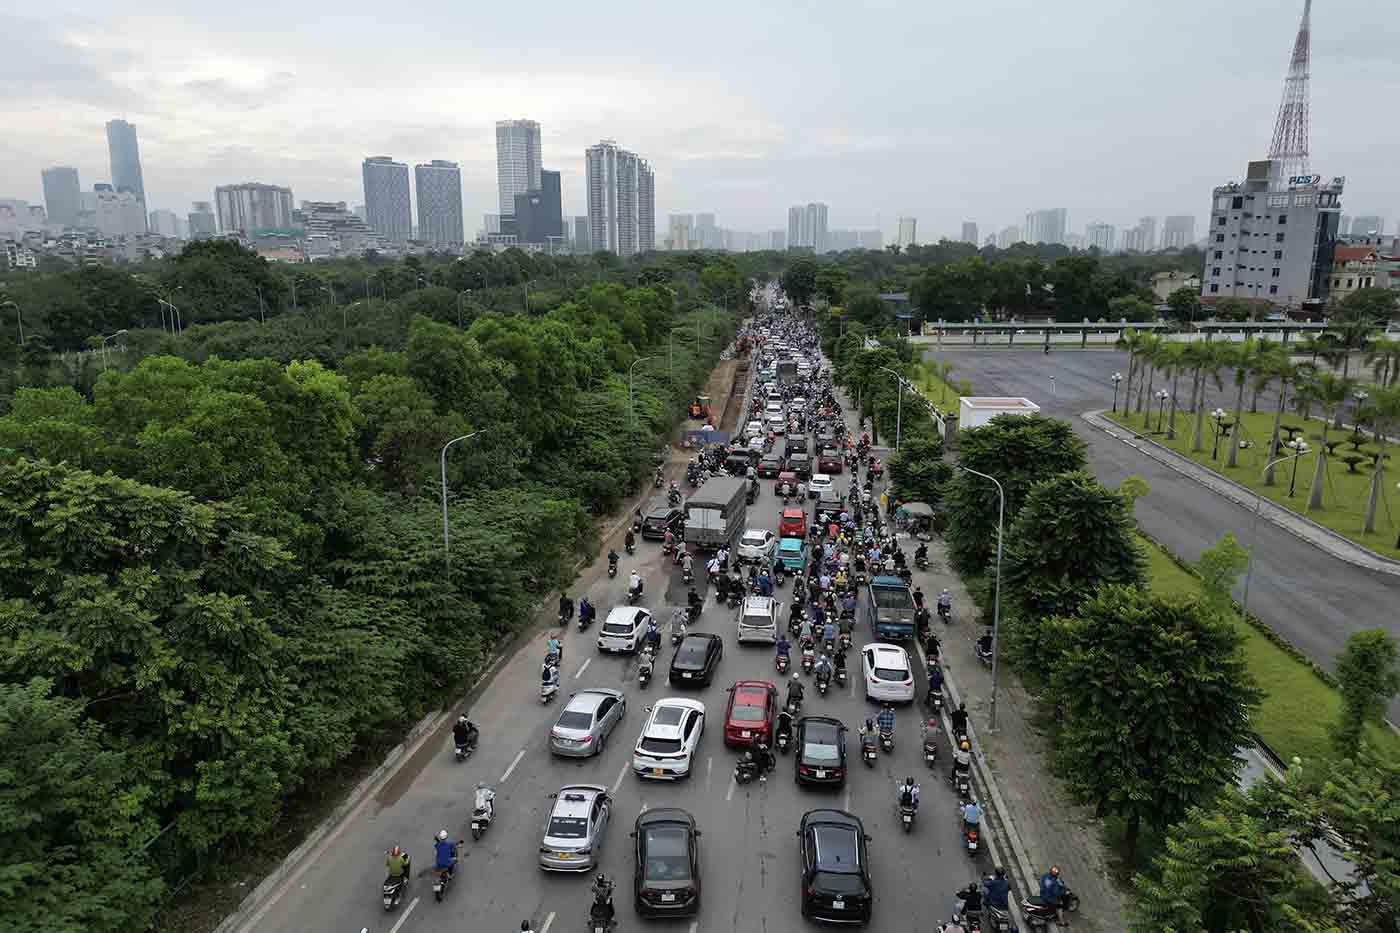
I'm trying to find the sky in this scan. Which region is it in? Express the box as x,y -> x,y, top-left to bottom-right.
2,0 -> 1398,244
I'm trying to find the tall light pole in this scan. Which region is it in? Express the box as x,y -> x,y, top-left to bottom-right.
958,464 -> 1005,731
440,429 -> 488,566
1111,372 -> 1123,413
629,355 -> 658,426
1241,446 -> 1315,619
100,330 -> 128,371
878,366 -> 906,450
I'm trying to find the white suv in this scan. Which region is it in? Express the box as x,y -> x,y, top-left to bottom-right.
737,596 -> 779,644
862,643 -> 915,703
598,606 -> 651,653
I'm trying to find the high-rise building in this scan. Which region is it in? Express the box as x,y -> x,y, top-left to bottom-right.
668,214 -> 694,250
585,139 -> 652,256
496,119 -> 543,219
769,230 -> 786,251
1202,159 -> 1342,310
414,160 -> 464,248
572,215 -> 589,253
148,208 -> 184,238
105,119 -> 146,212
961,222 -> 978,246
1084,222 -> 1116,252
694,213 -> 718,250
897,216 -> 917,249
1023,208 -> 1068,245
514,169 -> 564,245
294,201 -> 381,257
984,234 -> 997,249
188,201 -> 216,239
997,225 -> 1021,249
787,203 -> 829,252
1162,215 -> 1196,250
1139,216 -> 1158,251
91,184 -> 146,238
1352,215 -> 1385,236
41,166 -> 81,227
807,204 -> 828,253
361,157 -> 411,243
214,183 -> 295,235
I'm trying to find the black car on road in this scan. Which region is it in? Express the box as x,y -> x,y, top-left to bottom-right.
641,505 -> 685,541
786,452 -> 812,480
669,633 -> 723,687
757,454 -> 784,478
798,809 -> 873,924
632,808 -> 701,918
795,716 -> 847,787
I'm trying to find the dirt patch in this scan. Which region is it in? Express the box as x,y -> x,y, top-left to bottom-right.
718,360 -> 751,433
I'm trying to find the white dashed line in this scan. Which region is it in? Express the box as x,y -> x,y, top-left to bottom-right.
725,776 -> 736,801
844,789 -> 852,812
500,749 -> 526,783
573,658 -> 591,679
706,756 -> 713,789
610,761 -> 629,795
388,897 -> 419,933
540,911 -> 555,933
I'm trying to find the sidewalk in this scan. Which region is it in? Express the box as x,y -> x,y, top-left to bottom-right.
1083,409 -> 1400,577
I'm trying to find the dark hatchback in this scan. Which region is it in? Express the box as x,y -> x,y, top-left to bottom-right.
669,633 -> 723,687
632,808 -> 702,918
641,505 -> 685,540
757,455 -> 784,478
795,716 -> 847,787
798,809 -> 873,925
786,452 -> 813,480
817,446 -> 843,474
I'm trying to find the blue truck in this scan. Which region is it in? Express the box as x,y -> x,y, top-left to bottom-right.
866,576 -> 916,641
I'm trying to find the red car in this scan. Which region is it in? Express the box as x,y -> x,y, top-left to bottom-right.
724,680 -> 779,748
779,507 -> 807,539
817,446 -> 843,474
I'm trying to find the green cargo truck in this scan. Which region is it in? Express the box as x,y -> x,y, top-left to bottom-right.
866,575 -> 916,641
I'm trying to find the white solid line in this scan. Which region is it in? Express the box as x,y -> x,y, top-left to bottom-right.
540,910 -> 556,933
389,897 -> 419,933
725,776 -> 736,801
844,789 -> 852,812
706,756 -> 713,788
611,761 -> 629,794
574,658 -> 592,679
500,749 -> 526,783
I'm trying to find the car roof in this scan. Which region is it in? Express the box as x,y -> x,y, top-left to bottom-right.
741,527 -> 771,538
678,632 -> 720,651
565,688 -> 623,712
868,643 -> 909,661
742,596 -> 775,613
605,606 -> 646,623
651,697 -> 706,717
778,537 -> 804,548
553,784 -> 607,815
635,807 -> 696,830
799,715 -> 844,737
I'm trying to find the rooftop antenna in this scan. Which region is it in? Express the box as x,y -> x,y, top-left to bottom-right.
1268,0 -> 1312,179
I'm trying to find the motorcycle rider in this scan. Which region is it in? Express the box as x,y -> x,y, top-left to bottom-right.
786,673 -> 805,710
950,702 -> 969,739
876,703 -> 896,737
859,717 -> 878,750
682,549 -> 694,577
938,588 -> 953,620
590,873 -> 616,921
453,715 -> 479,751
624,528 -> 636,552
384,845 -> 410,884
984,867 -> 1010,911
775,635 -> 792,663
752,740 -> 774,775
821,618 -> 837,650
607,548 -> 620,573
433,829 -> 458,878
686,587 -> 703,620
915,542 -> 929,565
775,708 -> 794,746
833,649 -> 847,680
558,592 -> 573,622
950,739 -> 972,783
756,566 -> 773,596
662,528 -> 675,553
961,800 -> 981,837
578,596 -> 596,629
545,634 -> 563,666
646,617 -> 663,652
928,662 -> 944,699
1039,866 -> 1067,922
540,660 -> 560,691
628,570 -> 643,599
814,652 -> 833,687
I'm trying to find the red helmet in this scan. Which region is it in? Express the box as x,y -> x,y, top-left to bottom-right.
390,846 -> 402,857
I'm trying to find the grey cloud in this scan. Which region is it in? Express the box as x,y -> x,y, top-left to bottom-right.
0,15 -> 143,109
179,73 -> 298,110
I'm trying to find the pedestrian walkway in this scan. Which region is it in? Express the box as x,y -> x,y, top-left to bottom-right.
1083,409 -> 1400,577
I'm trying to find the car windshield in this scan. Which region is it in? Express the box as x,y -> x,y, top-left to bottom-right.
874,665 -> 908,681
556,710 -> 594,730
547,816 -> 589,839
803,740 -> 840,762
643,827 -> 692,881
741,612 -> 773,629
741,532 -> 767,547
644,512 -> 671,524
730,701 -> 767,722
639,735 -> 683,754
603,620 -> 636,635
653,705 -> 686,727
812,870 -> 866,894
677,643 -> 707,665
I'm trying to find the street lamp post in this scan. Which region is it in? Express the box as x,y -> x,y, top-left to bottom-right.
629,355 -> 658,426
1286,437 -> 1309,497
1110,372 -> 1123,413
99,330 -> 128,371
1154,389 -> 1170,434
1210,407 -> 1232,460
1241,446 -> 1315,619
440,429 -> 488,565
878,366 -> 906,451
958,465 -> 1006,731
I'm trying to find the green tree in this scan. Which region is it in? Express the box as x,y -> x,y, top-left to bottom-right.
1194,532 -> 1250,618
779,257 -> 818,305
1224,338 -> 1264,468
1213,297 -> 1253,322
814,266 -> 850,305
1166,286 -> 1202,324
1046,585 -> 1261,862
1109,294 -> 1156,323
1294,371 -> 1355,510
1363,336 -> 1400,388
1339,287 -> 1399,323
886,435 -> 952,507
944,414 -> 1086,574
1002,471 -> 1146,668
1333,628 -> 1400,753
1356,385 -> 1400,533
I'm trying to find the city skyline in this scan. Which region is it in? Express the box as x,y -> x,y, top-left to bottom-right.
4,2 -> 1395,245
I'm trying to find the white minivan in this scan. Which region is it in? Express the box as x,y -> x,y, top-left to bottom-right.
598,606 -> 652,653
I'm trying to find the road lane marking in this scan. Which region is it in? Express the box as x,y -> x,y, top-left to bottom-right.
500,749 -> 526,783
640,800 -> 649,813
389,897 -> 419,933
844,789 -> 852,812
689,923 -> 699,933
725,776 -> 736,801
541,911 -> 555,933
574,658 -> 591,679
706,756 -> 713,790
610,761 -> 629,794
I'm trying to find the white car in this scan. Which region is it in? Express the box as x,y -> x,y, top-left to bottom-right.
745,419 -> 765,439
736,528 -> 778,563
737,595 -> 779,644
808,473 -> 833,498
766,414 -> 786,435
791,397 -> 808,411
632,698 -> 706,780
598,606 -> 652,654
862,643 -> 916,703
764,401 -> 784,416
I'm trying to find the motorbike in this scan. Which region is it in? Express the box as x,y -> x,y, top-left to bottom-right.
816,670 -> 831,695
668,489 -> 682,507
727,588 -> 742,609
654,472 -> 663,488
928,690 -> 944,714
628,582 -> 643,605
625,539 -> 636,555
922,723 -> 939,768
589,892 -> 617,933
454,737 -> 476,762
578,610 -> 595,633
775,716 -> 793,753
470,785 -> 495,840
953,884 -> 985,931
734,755 -> 762,785
916,554 -> 929,571
608,559 -> 618,579
382,858 -> 410,911
899,801 -> 918,833
801,648 -> 815,675
860,731 -> 879,767
839,631 -> 852,653
976,635 -> 994,668
834,665 -> 847,687
431,844 -> 462,901
879,727 -> 894,753
637,648 -> 654,688
683,566 -> 694,586
1023,885 -> 1079,927
938,604 -> 952,625
786,695 -> 803,717
671,623 -> 687,646
983,904 -> 1014,933
962,822 -> 979,856
952,769 -> 972,802
775,652 -> 790,674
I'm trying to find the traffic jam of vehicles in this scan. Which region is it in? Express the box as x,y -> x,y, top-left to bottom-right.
392,296 -> 1078,932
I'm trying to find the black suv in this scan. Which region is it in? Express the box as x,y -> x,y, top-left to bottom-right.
757,454 -> 784,478
641,505 -> 684,541
786,452 -> 812,480
798,809 -> 872,924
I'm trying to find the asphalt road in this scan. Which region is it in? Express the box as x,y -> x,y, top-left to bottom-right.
245,365 -> 980,933
920,348 -> 1400,710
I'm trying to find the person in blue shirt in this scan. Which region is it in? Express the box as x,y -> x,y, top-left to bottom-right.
984,867 -> 1010,909
821,619 -> 837,648
876,704 -> 895,734
928,663 -> 944,696
433,830 -> 458,876
1039,866 -> 1067,920
775,636 -> 791,660
961,801 -> 981,835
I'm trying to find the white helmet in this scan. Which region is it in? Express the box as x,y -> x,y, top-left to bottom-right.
436,829 -> 449,841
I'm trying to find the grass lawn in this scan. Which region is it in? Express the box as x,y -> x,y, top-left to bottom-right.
912,361 -> 965,411
1139,534 -> 1400,764
1109,408 -> 1400,560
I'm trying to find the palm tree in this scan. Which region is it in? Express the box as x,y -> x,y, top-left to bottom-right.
1225,338 -> 1263,468
1136,333 -> 1164,424
1296,372 -> 1356,510
1365,336 -> 1400,389
1116,329 -> 1149,418
1187,342 -> 1227,453
1261,354 -> 1306,486
1157,342 -> 1188,439
1357,385 -> 1400,534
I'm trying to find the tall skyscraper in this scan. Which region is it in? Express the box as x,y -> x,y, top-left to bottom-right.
214,183 -> 295,234
573,215 -> 589,253
668,214 -> 694,250
961,222 -> 978,245
41,166 -> 82,227
897,217 -> 917,249
787,204 -> 829,252
105,119 -> 146,210
807,204 -> 828,253
1084,222 -> 1116,252
496,119 -> 542,219
514,169 -> 564,245
997,225 -> 1021,249
769,230 -> 786,251
585,139 -> 652,256
414,160 -> 464,247
362,157 -> 411,243
1162,215 -> 1196,249
188,201 -> 216,239
1023,208 -> 1068,245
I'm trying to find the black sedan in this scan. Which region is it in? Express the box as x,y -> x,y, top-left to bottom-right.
798,809 -> 873,924
786,452 -> 812,480
757,455 -> 784,478
795,716 -> 847,787
632,808 -> 701,918
641,505 -> 685,541
669,633 -> 723,687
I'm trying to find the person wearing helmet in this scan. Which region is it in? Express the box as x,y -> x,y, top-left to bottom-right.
433,829 -> 458,876
786,672 -> 805,710
384,844 -> 410,883
950,701 -> 969,739
453,715 -> 478,752
590,872 -> 616,922
876,703 -> 895,735
897,775 -> 920,811
1039,866 -> 1067,921
984,866 -> 1010,910
950,738 -> 972,783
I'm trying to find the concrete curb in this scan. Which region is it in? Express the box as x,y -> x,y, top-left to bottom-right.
1083,409 -> 1400,576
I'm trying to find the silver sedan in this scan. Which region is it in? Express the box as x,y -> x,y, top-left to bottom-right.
548,688 -> 626,758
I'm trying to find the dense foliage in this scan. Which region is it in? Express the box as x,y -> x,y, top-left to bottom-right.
0,244 -> 743,931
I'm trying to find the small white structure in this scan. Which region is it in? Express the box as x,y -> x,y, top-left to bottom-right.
958,397 -> 1041,430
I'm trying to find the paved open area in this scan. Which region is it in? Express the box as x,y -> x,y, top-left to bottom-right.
921,348 -> 1400,712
